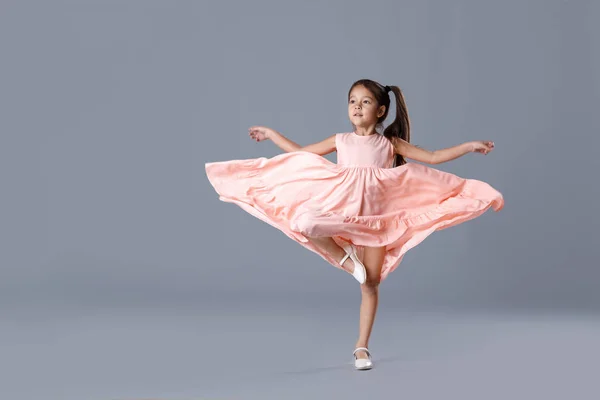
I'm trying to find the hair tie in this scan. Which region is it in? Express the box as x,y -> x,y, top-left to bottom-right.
384,85 -> 391,93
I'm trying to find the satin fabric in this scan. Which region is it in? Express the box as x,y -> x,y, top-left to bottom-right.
205,132 -> 504,281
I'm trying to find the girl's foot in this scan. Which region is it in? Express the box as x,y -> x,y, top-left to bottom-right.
354,349 -> 369,359
340,243 -> 366,284
353,347 -> 373,370
340,254 -> 355,273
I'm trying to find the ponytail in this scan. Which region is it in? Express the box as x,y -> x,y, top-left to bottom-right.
382,86 -> 411,167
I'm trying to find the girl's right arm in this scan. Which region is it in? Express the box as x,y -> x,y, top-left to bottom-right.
249,126 -> 336,155
267,129 -> 302,152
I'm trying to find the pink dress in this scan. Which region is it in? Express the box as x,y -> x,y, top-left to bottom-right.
204,132 -> 504,281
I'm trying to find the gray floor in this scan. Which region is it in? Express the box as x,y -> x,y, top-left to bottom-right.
2,303 -> 599,400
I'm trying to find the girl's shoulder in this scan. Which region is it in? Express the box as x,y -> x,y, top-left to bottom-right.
334,132 -> 351,140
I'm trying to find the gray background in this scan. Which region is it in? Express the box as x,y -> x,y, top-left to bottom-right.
1,0 -> 599,399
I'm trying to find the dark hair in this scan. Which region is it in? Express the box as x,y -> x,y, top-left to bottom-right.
347,79 -> 411,166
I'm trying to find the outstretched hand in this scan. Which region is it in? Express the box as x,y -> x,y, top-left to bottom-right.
248,126 -> 274,142
470,140 -> 495,155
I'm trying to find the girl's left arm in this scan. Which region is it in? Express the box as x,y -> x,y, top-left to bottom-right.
391,137 -> 488,165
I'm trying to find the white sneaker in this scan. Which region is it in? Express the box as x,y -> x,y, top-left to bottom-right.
353,347 -> 373,370
340,243 -> 366,284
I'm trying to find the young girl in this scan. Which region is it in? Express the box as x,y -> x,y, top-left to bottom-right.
204,79 -> 504,370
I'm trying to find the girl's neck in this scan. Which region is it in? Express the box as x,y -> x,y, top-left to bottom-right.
353,129 -> 379,137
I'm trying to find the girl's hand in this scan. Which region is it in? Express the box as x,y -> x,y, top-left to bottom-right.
248,126 -> 275,142
470,140 -> 495,155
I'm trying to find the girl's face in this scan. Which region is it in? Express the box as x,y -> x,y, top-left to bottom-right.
348,85 -> 385,129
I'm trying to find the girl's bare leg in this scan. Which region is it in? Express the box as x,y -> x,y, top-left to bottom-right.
305,237 -> 385,360
306,236 -> 357,273
354,245 -> 386,360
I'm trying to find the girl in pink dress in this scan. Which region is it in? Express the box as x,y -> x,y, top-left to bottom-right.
205,79 -> 504,370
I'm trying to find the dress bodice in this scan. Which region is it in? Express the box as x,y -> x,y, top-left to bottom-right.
335,132 -> 395,168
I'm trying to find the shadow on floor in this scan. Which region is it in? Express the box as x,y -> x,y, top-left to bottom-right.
279,354 -> 404,375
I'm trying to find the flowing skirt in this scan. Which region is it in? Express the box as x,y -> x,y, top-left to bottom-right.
205,151 -> 504,281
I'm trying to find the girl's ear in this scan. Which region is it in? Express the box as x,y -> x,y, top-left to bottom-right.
377,105 -> 386,118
